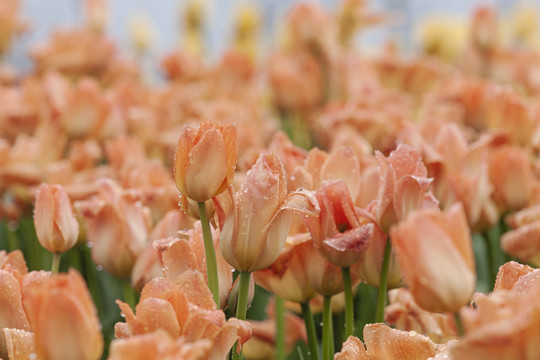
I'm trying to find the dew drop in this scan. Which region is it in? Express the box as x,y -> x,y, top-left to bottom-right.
408,330 -> 417,337
7,220 -> 19,232
86,242 -> 93,249
29,354 -> 37,360
96,265 -> 103,271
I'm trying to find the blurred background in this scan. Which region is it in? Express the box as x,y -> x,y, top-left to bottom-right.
4,0 -> 539,75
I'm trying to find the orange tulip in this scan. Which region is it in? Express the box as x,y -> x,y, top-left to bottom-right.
174,121 -> 237,202
33,183 -> 79,254
390,204 -> 476,313
22,269 -> 103,360
214,153 -> 319,272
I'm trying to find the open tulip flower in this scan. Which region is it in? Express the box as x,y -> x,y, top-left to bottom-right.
214,152 -> 319,273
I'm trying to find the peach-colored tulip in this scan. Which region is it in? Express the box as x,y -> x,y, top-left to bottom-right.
452,273 -> 540,359
298,238 -> 344,296
115,273 -> 252,359
214,153 -> 319,272
109,329 -> 212,360
385,288 -> 457,343
3,328 -> 35,360
390,204 -> 476,313
489,145 -> 534,212
33,183 -> 79,254
76,179 -> 150,278
22,269 -> 103,360
305,180 -> 373,267
494,261 -> 535,291
253,234 -> 316,303
335,324 -> 448,360
174,121 -> 237,202
154,221 -> 233,309
371,144 -> 437,232
0,269 -> 30,359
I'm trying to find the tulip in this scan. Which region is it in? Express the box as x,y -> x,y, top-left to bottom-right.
33,183 -> 79,254
390,204 -> 476,313
76,179 -> 150,278
174,120 -> 237,203
215,153 -> 319,273
22,269 -> 103,360
253,234 -> 316,304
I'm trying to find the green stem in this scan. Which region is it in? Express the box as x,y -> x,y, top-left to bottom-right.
322,295 -> 334,360
51,253 -> 61,274
233,272 -> 251,360
342,267 -> 354,339
375,238 -> 392,323
122,280 -> 136,310
197,201 -> 220,309
301,302 -> 320,360
7,225 -> 18,251
454,312 -> 464,337
483,232 -> 497,288
275,296 -> 286,360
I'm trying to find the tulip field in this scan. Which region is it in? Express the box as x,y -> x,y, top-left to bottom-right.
2,1 -> 540,359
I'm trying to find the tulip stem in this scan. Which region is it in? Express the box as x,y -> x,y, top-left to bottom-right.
482,232 -> 497,288
454,312 -> 465,337
275,296 -> 286,360
322,295 -> 334,360
123,280 -> 137,310
51,253 -> 61,274
233,271 -> 251,360
375,238 -> 392,323
301,301 -> 320,360
197,201 -> 220,309
342,267 -> 354,338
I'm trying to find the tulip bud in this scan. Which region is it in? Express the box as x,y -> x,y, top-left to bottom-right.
174,121 -> 237,202
23,269 -> 104,360
33,183 -> 79,254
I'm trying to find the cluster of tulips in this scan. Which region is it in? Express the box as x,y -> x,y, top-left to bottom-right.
3,0 -> 540,359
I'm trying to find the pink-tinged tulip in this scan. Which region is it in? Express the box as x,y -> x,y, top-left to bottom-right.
22,269 -> 103,360
33,183 -> 79,254
214,153 -> 319,272
390,204 -> 476,313
371,144 -> 437,232
253,234 -> 316,303
385,288 -> 458,343
305,180 -> 372,267
174,121 -> 237,202
76,179 -> 151,278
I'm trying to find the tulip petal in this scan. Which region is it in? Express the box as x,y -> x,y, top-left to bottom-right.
3,328 -> 35,360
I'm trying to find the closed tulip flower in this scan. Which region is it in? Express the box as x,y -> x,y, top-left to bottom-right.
22,269 -> 104,360
174,121 -> 237,202
214,152 -> 319,273
33,183 -> 79,254
390,204 -> 476,313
